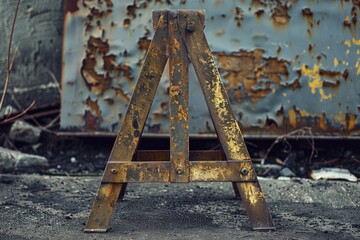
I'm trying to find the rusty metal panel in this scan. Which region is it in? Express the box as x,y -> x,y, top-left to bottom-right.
61,0 -> 360,137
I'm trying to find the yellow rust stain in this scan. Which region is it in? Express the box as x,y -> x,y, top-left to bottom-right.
346,49 -> 350,55
85,97 -> 102,116
352,38 -> 360,45
242,183 -> 265,206
177,105 -> 188,122
270,1 -> 290,26
343,40 -> 352,48
99,184 -> 114,198
204,50 -> 248,160
334,113 -> 357,130
138,170 -> 144,182
288,109 -> 297,128
333,57 -> 339,67
112,86 -> 130,103
301,64 -> 332,101
356,59 -> 360,75
172,38 -> 181,51
300,110 -> 309,117
348,115 -> 356,130
319,113 -> 327,130
215,49 -> 291,103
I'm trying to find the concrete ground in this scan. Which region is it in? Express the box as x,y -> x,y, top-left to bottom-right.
0,174 -> 359,240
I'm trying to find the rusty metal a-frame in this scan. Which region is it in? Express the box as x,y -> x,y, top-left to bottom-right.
84,10 -> 274,233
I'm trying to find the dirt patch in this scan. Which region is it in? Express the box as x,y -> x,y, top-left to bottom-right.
0,174 -> 359,239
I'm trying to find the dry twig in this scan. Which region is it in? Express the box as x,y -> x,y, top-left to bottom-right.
0,0 -> 38,125
0,0 -> 21,111
262,127 -> 317,164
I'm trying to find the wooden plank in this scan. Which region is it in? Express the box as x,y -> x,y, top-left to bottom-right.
102,161 -> 255,183
133,150 -> 226,161
190,161 -> 255,182
103,162 -> 170,183
168,10 -> 190,183
84,11 -> 169,232
181,11 -> 274,230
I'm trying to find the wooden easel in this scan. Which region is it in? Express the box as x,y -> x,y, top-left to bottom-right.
84,10 -> 274,232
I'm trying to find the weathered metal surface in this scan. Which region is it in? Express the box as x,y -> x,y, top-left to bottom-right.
62,0 -> 360,137
169,10 -> 190,182
133,150 -> 226,161
102,160 -> 255,183
85,10 -> 273,232
103,161 -> 171,183
84,12 -> 169,232
189,161 -> 256,182
83,182 -> 121,232
182,10 -> 273,230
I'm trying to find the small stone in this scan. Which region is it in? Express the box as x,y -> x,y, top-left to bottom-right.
310,168 -> 358,182
0,147 -> 48,172
279,167 -> 296,177
70,157 -> 76,163
9,120 -> 41,144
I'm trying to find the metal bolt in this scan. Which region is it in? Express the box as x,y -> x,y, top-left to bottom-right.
186,22 -> 195,32
176,167 -> 184,175
111,169 -> 117,174
241,167 -> 249,175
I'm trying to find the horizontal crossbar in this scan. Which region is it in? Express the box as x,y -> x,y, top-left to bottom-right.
102,160 -> 256,183
133,150 -> 226,161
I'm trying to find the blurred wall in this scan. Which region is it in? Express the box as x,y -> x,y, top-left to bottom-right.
0,0 -> 63,110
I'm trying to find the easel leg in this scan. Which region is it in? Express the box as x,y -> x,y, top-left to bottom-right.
118,183 -> 128,201
232,182 -> 241,199
84,12 -> 169,233
84,183 -> 122,232
235,182 -> 273,229
182,11 -> 274,230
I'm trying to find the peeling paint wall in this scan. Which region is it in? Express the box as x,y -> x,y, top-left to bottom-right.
0,1 -> 63,110
61,0 -> 360,137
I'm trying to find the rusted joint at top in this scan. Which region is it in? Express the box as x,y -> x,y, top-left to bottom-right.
152,9 -> 206,30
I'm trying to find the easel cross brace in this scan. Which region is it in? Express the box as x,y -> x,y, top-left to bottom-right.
84,10 -> 274,233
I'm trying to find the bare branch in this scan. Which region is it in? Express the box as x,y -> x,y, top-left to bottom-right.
0,0 -> 21,111
0,100 -> 35,125
262,127 -> 317,164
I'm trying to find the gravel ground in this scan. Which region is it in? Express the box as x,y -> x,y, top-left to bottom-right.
0,174 -> 359,240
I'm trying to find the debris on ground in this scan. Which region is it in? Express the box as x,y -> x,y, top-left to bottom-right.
0,174 -> 359,240
0,146 -> 48,172
310,168 -> 358,182
9,120 -> 42,144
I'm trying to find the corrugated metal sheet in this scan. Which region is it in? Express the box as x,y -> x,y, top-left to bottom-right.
61,0 -> 360,137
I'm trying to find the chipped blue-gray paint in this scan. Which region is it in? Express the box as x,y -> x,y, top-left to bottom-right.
61,0 -> 360,137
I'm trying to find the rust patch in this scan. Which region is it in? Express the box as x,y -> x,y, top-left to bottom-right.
215,49 -> 291,102
251,0 -> 267,8
84,110 -> 102,131
80,36 -> 112,94
270,0 -> 291,26
102,54 -> 134,83
137,37 -> 151,51
319,113 -> 327,130
319,69 -> 348,86
233,7 -> 244,27
112,87 -> 130,103
85,97 -> 102,116
353,0 -> 360,7
86,36 -> 110,54
302,7 -> 315,30
64,0 -> 79,13
123,18 -> 131,28
81,61 -> 111,95
104,0 -> 113,8
254,9 -> 265,18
